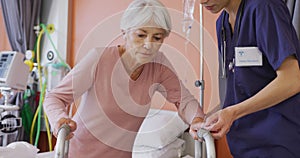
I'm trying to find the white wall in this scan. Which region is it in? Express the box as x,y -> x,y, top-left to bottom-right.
40,0 -> 69,66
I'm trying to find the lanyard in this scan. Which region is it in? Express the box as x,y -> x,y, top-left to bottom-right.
221,0 -> 245,78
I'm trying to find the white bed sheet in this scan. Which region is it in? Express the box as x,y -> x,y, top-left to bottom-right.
132,138 -> 185,158
37,138 -> 186,158
1,138 -> 186,158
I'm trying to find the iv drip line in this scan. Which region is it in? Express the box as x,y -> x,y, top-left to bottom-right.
183,41 -> 189,84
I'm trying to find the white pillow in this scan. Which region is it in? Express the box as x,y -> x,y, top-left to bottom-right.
134,109 -> 189,148
0,141 -> 39,158
132,138 -> 186,158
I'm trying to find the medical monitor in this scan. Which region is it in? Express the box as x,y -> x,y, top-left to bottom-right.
0,51 -> 29,91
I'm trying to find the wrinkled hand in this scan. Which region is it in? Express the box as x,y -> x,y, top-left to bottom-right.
189,117 -> 205,141
54,117 -> 77,140
204,108 -> 234,139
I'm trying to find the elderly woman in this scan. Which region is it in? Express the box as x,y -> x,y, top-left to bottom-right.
43,0 -> 205,157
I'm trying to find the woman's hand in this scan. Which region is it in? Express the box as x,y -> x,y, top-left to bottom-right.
204,108 -> 234,139
189,117 -> 205,141
54,117 -> 77,140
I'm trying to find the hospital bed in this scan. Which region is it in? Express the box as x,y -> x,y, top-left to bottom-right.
0,108 -> 214,158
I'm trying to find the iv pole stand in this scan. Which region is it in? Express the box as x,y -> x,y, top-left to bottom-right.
194,4 -> 216,158
194,4 -> 205,158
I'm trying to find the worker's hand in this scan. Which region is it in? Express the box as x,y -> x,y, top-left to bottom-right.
189,117 -> 205,141
54,117 -> 77,140
203,108 -> 234,140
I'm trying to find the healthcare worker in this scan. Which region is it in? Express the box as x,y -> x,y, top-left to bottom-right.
43,0 -> 205,157
189,0 -> 300,157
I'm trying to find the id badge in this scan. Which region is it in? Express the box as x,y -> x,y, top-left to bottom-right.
235,47 -> 263,67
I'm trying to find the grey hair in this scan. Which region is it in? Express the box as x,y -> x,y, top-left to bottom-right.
120,0 -> 172,36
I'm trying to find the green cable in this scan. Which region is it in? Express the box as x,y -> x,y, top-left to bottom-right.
32,23 -> 71,146
34,79 -> 47,146
21,89 -> 34,135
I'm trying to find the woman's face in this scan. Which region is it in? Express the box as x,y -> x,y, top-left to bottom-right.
124,27 -> 166,64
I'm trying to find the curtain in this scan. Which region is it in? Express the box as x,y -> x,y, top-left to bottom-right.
292,0 -> 300,39
0,0 -> 42,143
0,0 -> 41,54
284,0 -> 300,39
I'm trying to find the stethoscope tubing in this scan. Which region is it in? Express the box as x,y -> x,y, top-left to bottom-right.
220,0 -> 245,78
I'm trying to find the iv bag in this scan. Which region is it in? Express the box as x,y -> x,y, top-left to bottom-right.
182,0 -> 195,41
182,0 -> 195,33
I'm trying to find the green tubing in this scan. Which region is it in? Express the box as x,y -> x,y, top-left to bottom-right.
21,89 -> 34,136
34,79 -> 47,146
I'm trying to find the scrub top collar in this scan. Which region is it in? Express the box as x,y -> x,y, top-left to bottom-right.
222,0 -> 246,46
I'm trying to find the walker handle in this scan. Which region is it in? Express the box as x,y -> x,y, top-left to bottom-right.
195,128 -> 216,158
55,124 -> 70,158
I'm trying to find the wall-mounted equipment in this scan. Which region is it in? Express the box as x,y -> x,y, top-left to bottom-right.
0,51 -> 29,146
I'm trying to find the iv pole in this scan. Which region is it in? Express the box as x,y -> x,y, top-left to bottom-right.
194,3 -> 205,158
194,4 -> 216,158
197,4 -> 204,109
182,1 -> 215,157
